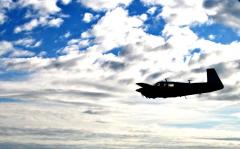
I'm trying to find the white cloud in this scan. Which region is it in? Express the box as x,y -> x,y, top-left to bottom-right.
192,39 -> 240,67
0,57 -> 51,72
15,38 -> 35,47
0,40 -> 35,57
14,17 -> 63,33
63,32 -> 71,38
2,0 -> 239,111
208,34 -> 216,40
203,0 -> 240,30
89,7 -> 164,52
0,13 -> 6,24
14,38 -> 42,48
18,0 -> 60,15
0,0 -> 15,24
59,38 -> 93,55
83,12 -> 94,23
48,18 -> 64,27
141,0 -> 208,26
157,25 -> 199,68
139,13 -> 148,21
78,0 -> 133,11
0,40 -> 14,56
0,85 -> 240,148
13,0 -> 65,33
14,19 -> 39,33
81,31 -> 92,39
147,6 -> 157,15
141,0 -> 240,33
33,41 -> 42,47
61,0 -> 72,5
10,50 -> 35,57
38,51 -> 47,57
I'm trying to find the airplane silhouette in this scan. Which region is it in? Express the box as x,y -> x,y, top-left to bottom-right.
136,68 -> 224,98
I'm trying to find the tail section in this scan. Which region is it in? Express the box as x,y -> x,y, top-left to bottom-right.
207,68 -> 224,90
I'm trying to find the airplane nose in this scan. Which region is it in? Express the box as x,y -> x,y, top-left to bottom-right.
136,83 -> 142,86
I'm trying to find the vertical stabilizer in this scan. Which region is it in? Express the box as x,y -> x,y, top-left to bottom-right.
207,68 -> 224,89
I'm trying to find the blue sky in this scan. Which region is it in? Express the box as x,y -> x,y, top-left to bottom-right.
1,0 -> 240,148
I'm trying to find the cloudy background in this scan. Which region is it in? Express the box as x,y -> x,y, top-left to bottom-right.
0,0 -> 240,148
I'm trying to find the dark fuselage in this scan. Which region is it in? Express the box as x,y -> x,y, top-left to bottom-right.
136,68 -> 224,98
136,82 -> 223,98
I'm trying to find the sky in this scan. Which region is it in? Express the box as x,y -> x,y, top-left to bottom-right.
0,0 -> 240,148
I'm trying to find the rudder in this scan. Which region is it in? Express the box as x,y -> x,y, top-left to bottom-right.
207,68 -> 224,89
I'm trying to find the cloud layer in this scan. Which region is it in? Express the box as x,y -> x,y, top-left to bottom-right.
0,0 -> 240,148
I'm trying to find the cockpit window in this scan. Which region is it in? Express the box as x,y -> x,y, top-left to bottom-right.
155,82 -> 163,86
155,82 -> 174,87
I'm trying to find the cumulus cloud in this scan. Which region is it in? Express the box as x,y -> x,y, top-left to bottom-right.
0,0 -> 15,24
141,0 -> 208,26
141,0 -> 240,33
203,0 -> 240,30
0,12 -> 6,24
0,41 -> 35,57
78,0 -> 133,11
59,38 -> 91,54
89,7 -> 164,52
14,17 -> 64,33
48,18 -> 64,27
17,0 -> 60,15
147,6 -> 157,15
13,0 -> 65,33
63,32 -> 71,38
83,12 -> 94,23
61,0 -> 72,5
14,38 -> 42,48
188,39 -> 240,68
208,34 -> 216,40
2,1 -> 240,107
0,41 -> 14,56
14,19 -> 38,33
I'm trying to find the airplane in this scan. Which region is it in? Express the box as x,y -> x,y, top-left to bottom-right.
136,68 -> 224,98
